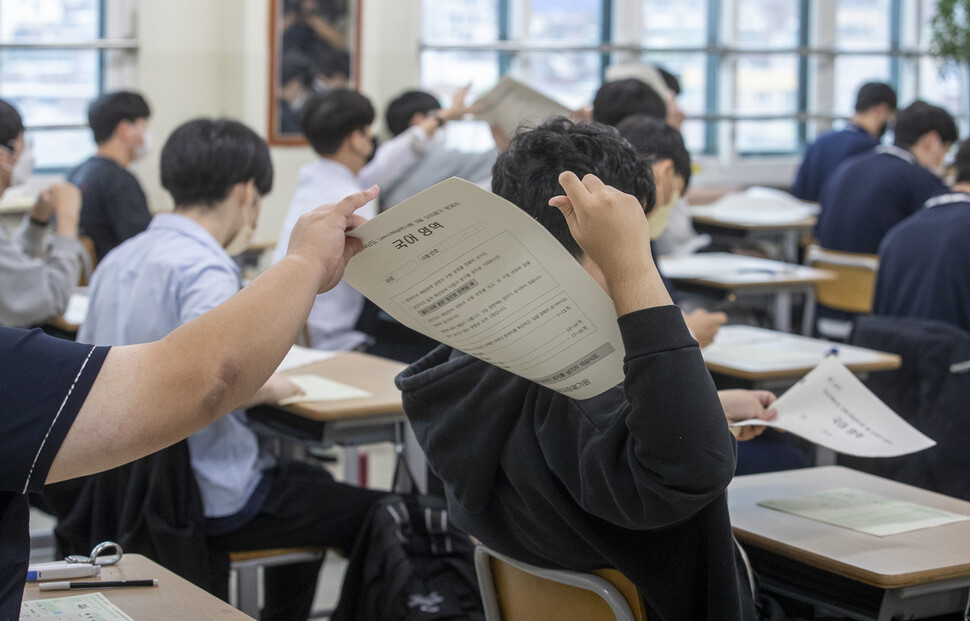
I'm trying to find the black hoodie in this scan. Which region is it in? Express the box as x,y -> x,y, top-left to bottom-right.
396,305 -> 758,621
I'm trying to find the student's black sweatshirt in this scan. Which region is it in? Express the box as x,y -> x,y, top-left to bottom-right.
396,305 -> 758,621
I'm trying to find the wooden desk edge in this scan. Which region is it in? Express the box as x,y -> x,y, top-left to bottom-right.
706,354 -> 902,381
691,215 -> 817,231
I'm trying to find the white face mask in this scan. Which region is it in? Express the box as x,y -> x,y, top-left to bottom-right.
133,129 -> 153,161
10,145 -> 35,186
225,191 -> 259,256
647,188 -> 681,240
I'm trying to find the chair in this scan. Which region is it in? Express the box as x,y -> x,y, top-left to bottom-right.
804,245 -> 879,339
78,235 -> 97,286
473,545 -> 647,621
229,547 -> 326,618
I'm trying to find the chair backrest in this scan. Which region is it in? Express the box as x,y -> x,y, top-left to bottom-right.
474,545 -> 647,621
804,244 -> 879,313
78,236 -> 97,286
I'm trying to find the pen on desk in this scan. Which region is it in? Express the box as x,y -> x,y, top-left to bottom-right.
38,579 -> 158,591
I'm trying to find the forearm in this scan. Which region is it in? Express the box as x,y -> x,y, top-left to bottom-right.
606,255 -> 672,315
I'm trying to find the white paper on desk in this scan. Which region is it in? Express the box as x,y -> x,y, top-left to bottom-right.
759,487 -> 969,537
62,290 -> 89,326
733,356 -> 936,457
657,253 -> 800,280
473,76 -> 573,137
21,592 -> 135,620
278,374 -> 371,405
343,178 -> 625,399
276,345 -> 338,372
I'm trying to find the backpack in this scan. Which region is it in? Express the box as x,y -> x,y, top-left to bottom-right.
331,494 -> 485,621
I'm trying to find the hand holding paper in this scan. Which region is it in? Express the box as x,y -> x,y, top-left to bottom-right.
720,389 -> 778,441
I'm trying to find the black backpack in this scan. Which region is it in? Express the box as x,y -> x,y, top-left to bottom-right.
332,494 -> 485,621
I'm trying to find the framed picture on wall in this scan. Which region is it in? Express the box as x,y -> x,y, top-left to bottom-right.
268,0 -> 362,145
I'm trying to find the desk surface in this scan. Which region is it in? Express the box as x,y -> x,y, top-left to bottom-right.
658,253 -> 834,290
690,207 -> 817,232
278,351 -> 408,421
729,466 -> 970,589
22,554 -> 254,620
703,325 -> 901,381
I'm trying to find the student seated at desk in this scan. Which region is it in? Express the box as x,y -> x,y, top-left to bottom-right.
792,82 -> 897,202
0,99 -> 86,328
79,119 -> 387,621
815,100 -> 956,254
67,91 -> 153,262
274,88 -> 473,351
396,119 -> 777,621
874,138 -> 970,332
1,183 -> 373,619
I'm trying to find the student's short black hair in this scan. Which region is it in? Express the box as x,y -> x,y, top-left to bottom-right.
281,53 -> 314,87
657,66 -> 681,96
893,101 -> 958,149
491,117 -> 655,259
386,90 -> 440,137
954,140 -> 970,184
161,118 -> 273,208
855,82 -> 897,112
592,78 -> 667,128
88,91 -> 151,144
616,115 -> 692,190
301,88 -> 374,156
0,99 -> 24,148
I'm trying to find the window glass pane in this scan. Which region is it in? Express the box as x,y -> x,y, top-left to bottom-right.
833,57 -> 892,116
420,50 -> 500,97
735,54 -> 799,153
517,0 -> 601,45
641,0 -> 707,48
919,56 -> 965,118
641,52 -> 706,115
736,119 -> 798,153
736,0 -> 799,49
508,51 -> 599,109
25,128 -> 95,171
0,0 -> 100,41
0,49 -> 100,126
835,0 -> 891,50
421,0 -> 499,44
679,118 -> 706,153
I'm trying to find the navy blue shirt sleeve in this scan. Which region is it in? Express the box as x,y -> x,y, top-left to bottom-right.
0,327 -> 109,494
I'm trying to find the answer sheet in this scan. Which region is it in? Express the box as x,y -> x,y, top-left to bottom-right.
473,76 -> 573,137
278,374 -> 372,405
21,593 -> 134,620
343,178 -> 625,399
733,355 -> 935,457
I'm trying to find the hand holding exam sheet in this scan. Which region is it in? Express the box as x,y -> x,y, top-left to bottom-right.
733,356 -> 935,457
343,178 -> 625,399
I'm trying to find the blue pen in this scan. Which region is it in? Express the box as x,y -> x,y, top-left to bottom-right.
826,347 -> 839,356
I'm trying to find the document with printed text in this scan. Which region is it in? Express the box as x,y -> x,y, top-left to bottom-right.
343,178 -> 625,399
21,592 -> 134,620
733,355 -> 935,457
759,487 -> 969,536
473,76 -> 573,137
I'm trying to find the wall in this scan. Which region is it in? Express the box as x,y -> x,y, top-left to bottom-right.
130,0 -> 423,242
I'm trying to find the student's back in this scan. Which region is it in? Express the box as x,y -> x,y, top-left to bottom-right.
68,156 -> 150,261
791,125 -> 878,202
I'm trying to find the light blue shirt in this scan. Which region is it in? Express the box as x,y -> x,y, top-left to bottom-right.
78,213 -> 274,518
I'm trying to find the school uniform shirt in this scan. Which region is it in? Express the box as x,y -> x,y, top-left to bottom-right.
815,145 -> 948,254
379,142 -> 497,210
0,215 -> 82,327
0,328 -> 109,619
78,213 -> 274,520
874,192 -> 970,333
274,125 -> 431,351
791,124 -> 879,202
68,156 -> 152,262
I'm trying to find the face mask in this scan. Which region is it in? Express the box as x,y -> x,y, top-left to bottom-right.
647,188 -> 681,240
10,145 -> 35,186
225,189 -> 259,256
133,129 -> 153,161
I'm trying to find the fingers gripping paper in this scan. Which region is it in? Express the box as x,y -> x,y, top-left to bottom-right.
734,355 -> 936,457
343,178 -> 625,399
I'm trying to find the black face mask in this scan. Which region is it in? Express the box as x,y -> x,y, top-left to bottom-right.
366,136 -> 378,164
877,123 -> 889,139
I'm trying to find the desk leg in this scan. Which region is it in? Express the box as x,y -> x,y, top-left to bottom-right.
343,447 -> 361,486
402,422 -> 428,495
801,289 -> 816,336
782,230 -> 799,263
773,292 -> 793,333
814,446 -> 837,466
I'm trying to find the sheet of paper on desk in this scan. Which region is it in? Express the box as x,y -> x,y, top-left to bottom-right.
278,374 -> 371,405
473,76 -> 573,137
759,487 -> 969,537
343,177 -> 625,399
276,345 -> 338,372
733,356 -> 935,457
63,290 -> 89,326
21,592 -> 135,620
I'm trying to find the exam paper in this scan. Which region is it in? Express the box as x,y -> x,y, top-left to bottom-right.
63,290 -> 90,326
276,345 -> 339,372
277,374 -> 371,405
759,487 -> 969,537
343,178 -> 625,399
21,592 -> 134,620
733,356 -> 936,457
473,76 -> 573,137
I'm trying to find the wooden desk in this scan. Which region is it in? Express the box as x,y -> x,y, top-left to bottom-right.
658,253 -> 834,334
729,466 -> 970,620
703,325 -> 901,383
22,554 -> 254,620
246,351 -> 427,491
